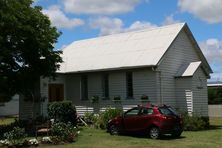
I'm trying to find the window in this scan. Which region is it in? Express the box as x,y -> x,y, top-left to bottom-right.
141,108 -> 153,115
158,107 -> 178,116
125,107 -> 139,116
126,72 -> 133,98
102,74 -> 109,99
81,75 -> 88,100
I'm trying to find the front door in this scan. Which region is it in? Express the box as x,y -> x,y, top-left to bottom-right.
48,84 -> 64,102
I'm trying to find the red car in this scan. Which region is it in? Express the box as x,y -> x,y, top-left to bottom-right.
107,104 -> 183,139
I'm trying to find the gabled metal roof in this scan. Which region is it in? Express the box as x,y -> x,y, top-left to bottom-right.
57,23 -> 210,74
58,23 -> 185,73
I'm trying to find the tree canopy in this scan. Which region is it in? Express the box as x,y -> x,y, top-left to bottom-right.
0,0 -> 62,102
208,87 -> 222,104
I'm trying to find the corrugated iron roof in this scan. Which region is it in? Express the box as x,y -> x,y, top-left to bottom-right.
208,82 -> 222,87
175,61 -> 202,77
182,61 -> 202,77
58,23 -> 186,73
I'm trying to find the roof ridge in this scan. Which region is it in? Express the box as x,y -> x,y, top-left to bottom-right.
63,22 -> 186,51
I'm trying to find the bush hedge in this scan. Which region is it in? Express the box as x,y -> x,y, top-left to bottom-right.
47,101 -> 77,125
51,122 -> 78,143
182,113 -> 209,131
96,108 -> 123,129
3,127 -> 27,145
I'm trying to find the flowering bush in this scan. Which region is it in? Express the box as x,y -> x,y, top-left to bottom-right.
47,101 -> 77,125
51,122 -> 79,143
3,126 -> 27,145
113,96 -> 121,103
84,112 -> 99,125
41,136 -> 52,144
0,139 -> 10,147
28,138 -> 39,146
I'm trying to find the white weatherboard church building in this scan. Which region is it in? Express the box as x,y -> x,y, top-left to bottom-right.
19,23 -> 212,119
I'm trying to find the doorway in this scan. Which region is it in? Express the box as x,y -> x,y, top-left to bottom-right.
48,84 -> 64,102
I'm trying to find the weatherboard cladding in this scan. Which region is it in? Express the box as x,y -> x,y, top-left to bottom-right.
157,29 -> 201,106
192,67 -> 208,116
58,23 -> 186,73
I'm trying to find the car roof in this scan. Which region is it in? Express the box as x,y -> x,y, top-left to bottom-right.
138,103 -> 170,108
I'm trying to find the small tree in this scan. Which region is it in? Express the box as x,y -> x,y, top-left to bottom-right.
0,0 -> 62,102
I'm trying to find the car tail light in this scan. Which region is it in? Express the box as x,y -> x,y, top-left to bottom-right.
161,116 -> 167,119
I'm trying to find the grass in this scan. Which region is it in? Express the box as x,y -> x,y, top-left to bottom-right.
1,117 -> 222,148
0,116 -> 17,125
52,118 -> 222,148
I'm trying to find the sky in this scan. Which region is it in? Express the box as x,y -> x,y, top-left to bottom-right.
34,0 -> 222,82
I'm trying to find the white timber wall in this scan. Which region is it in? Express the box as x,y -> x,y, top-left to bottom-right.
109,71 -> 127,100
175,77 -> 192,112
133,69 -> 158,103
65,74 -> 81,103
39,69 -> 158,116
40,75 -> 66,116
192,67 -> 208,116
0,95 -> 19,116
158,30 -> 200,107
66,69 -> 158,105
19,95 -> 40,120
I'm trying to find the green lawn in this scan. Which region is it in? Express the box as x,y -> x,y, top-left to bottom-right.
52,118 -> 222,148
1,117 -> 222,148
0,116 -> 17,125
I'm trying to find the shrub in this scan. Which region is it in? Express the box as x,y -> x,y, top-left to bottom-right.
208,87 -> 222,104
113,96 -> 121,101
84,112 -> 99,125
51,122 -> 78,143
3,127 -> 27,145
182,113 -> 209,131
48,101 -> 77,125
141,94 -> 149,100
91,96 -> 99,103
0,119 -> 21,139
96,108 -> 123,129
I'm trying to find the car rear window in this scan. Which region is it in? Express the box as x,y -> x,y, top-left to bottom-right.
158,107 -> 178,116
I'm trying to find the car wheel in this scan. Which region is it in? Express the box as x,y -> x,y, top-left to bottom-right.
109,125 -> 119,135
149,127 -> 160,139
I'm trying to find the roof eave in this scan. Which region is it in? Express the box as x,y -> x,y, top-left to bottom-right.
56,65 -> 156,74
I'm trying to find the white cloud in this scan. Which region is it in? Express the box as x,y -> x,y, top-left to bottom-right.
42,5 -> 84,29
89,17 -> 124,36
126,21 -> 157,31
162,14 -> 181,25
89,17 -> 157,36
200,38 -> 222,81
63,0 -> 140,15
178,0 -> 222,23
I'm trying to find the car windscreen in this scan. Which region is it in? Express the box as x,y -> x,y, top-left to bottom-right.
158,107 -> 178,116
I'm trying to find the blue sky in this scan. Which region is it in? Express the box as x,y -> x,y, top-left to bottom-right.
35,0 -> 222,81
